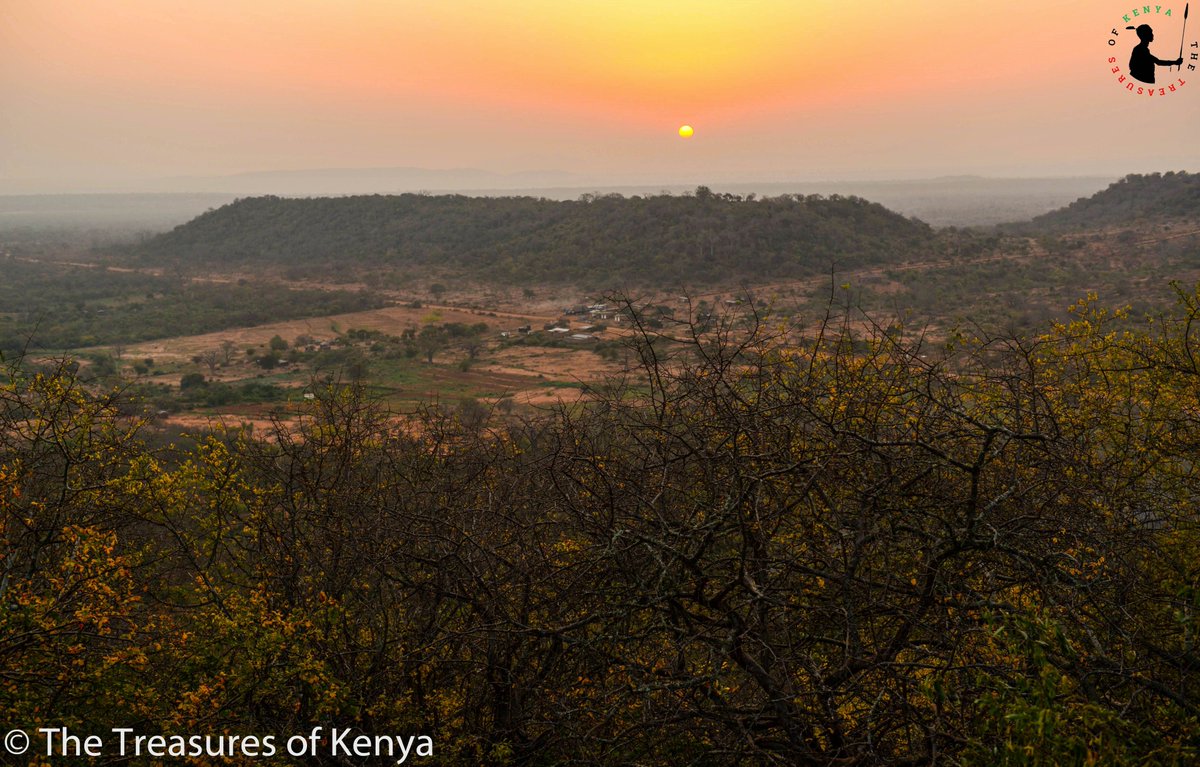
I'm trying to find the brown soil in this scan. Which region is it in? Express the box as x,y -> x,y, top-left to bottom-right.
124,303 -> 553,361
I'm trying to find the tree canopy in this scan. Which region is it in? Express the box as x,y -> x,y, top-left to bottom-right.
1024,171 -> 1200,232
5,287 -> 1200,764
122,191 -> 937,286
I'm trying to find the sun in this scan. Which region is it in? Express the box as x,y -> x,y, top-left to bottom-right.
678,124 -> 694,139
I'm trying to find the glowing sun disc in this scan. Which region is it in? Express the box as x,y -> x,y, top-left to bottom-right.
678,125 -> 694,139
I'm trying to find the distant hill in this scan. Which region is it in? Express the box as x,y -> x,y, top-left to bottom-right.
701,177 -> 1112,227
124,190 -> 939,286
1,176 -> 1112,238
1024,172 -> 1200,231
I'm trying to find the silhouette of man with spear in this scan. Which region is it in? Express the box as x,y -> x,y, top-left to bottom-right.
1128,6 -> 1188,84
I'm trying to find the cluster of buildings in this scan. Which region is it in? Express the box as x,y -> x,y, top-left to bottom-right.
498,302 -> 627,342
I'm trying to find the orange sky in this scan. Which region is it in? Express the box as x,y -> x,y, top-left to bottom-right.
1,0 -> 1197,190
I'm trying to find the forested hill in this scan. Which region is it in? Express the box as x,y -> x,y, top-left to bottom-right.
124,190 -> 936,285
1026,171 -> 1200,231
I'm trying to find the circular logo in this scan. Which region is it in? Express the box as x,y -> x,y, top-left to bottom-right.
1107,4 -> 1197,95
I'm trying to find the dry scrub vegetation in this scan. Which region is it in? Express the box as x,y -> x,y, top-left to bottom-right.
5,286 -> 1200,765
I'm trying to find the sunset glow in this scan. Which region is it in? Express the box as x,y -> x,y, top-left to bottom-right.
0,0 -> 1197,190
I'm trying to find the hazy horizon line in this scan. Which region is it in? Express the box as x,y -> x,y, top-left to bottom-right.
0,165 -> 1135,198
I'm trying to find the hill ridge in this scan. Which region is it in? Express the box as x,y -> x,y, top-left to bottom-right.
1026,171 -> 1200,231
126,190 -> 937,286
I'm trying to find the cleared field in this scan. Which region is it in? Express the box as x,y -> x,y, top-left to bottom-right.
124,303 -> 552,361
104,292 -> 625,433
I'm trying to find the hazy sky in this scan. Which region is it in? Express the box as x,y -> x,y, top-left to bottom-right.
2,0 -> 1198,191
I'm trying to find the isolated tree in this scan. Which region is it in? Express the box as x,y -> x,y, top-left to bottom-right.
197,348 -> 222,375
417,324 -> 447,363
463,322 -> 489,360
345,354 -> 369,382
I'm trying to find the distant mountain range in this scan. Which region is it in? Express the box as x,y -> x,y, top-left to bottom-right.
110,171 -> 1200,287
